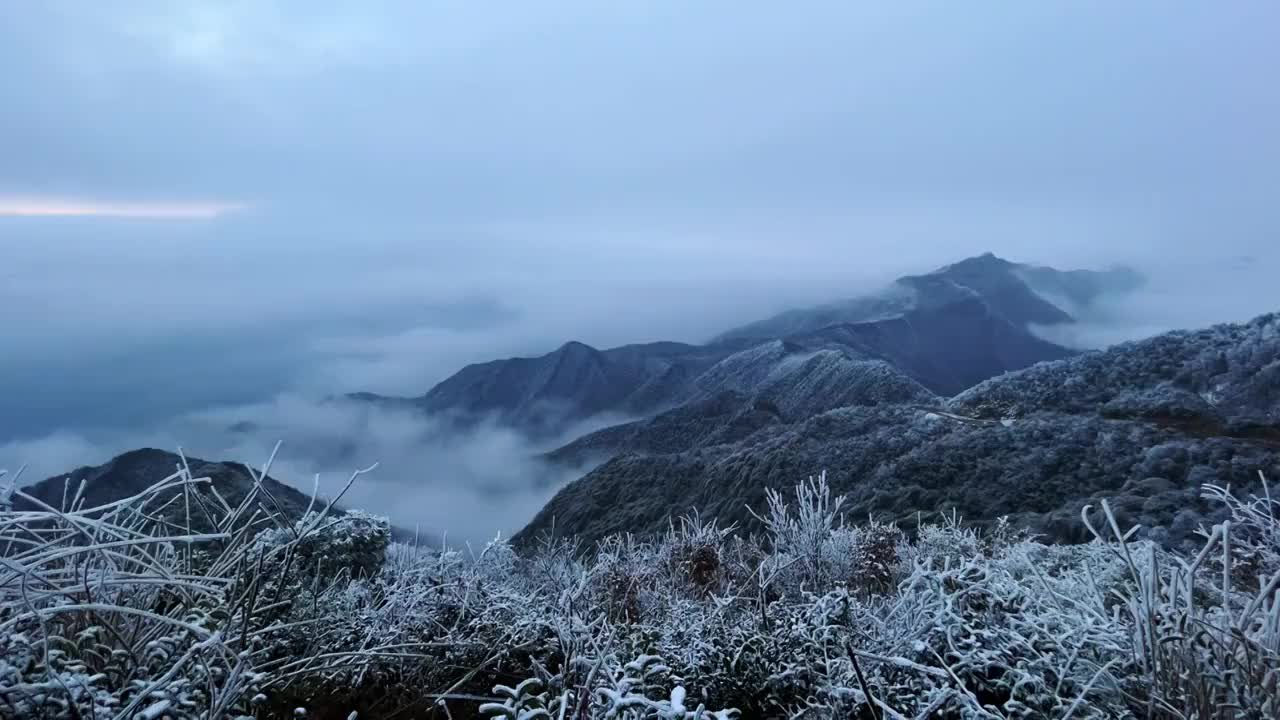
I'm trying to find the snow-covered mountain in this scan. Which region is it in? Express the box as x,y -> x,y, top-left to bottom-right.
359,253 -> 1133,436
517,312 -> 1280,551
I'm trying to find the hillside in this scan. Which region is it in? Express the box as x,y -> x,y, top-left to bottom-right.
951,312 -> 1280,430
548,354 -> 937,468
785,293 -> 1074,395
517,312 -> 1280,551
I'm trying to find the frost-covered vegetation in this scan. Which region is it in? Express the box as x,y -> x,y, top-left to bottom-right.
2,456 -> 1278,718
952,312 -> 1280,428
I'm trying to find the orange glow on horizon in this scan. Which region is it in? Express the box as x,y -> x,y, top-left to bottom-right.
0,196 -> 246,219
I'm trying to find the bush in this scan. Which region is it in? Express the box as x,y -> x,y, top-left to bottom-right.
2,457 -> 1277,718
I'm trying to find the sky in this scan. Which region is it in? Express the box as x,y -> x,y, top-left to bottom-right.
2,2 -> 1278,541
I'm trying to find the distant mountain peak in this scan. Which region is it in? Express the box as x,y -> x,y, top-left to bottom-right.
717,254 -> 1143,344
113,447 -> 181,464
557,340 -> 597,353
940,251 -> 1018,272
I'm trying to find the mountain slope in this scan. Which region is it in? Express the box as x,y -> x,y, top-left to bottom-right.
788,294 -> 1075,395
517,312 -> 1280,552
548,352 -> 938,467
951,312 -> 1280,431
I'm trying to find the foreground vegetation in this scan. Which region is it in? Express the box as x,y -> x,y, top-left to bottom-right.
1,451 -> 1277,718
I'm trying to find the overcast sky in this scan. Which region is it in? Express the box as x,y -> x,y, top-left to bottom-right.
2,2 -> 1278,538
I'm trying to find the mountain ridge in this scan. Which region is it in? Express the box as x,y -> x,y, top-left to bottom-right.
360,253 -> 1135,437
516,310 -> 1280,551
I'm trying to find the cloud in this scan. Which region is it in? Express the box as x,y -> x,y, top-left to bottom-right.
0,432 -> 108,488
2,394 -> 596,546
1031,250 -> 1280,350
0,195 -> 245,219
3,2 -> 1277,219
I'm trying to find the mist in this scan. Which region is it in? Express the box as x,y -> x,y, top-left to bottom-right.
3,2 -> 1278,540
1028,249 -> 1280,350
0,393 -> 620,545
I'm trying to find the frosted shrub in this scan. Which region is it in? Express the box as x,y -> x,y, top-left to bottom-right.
471,535 -> 520,581
751,471 -> 845,591
480,656 -> 739,719
1081,473 -> 1280,717
519,532 -> 586,606
4,455 -> 1277,718
0,454 -> 307,719
908,509 -> 984,568
591,534 -> 662,623
251,508 -> 391,583
822,520 -> 905,596
661,513 -> 734,598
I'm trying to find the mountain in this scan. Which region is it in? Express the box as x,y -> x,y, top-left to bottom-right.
363,253 -> 1133,436
516,312 -> 1280,552
406,340 -> 748,437
14,448 -> 342,533
715,252 -> 1142,342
